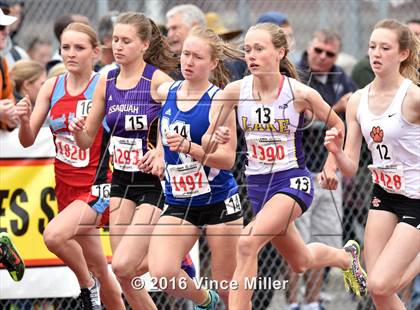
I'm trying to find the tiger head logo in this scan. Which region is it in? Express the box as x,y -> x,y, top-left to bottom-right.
370,126 -> 384,143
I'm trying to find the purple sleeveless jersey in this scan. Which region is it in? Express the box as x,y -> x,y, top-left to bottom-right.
105,64 -> 161,154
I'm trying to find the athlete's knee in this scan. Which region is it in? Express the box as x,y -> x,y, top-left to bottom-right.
43,225 -> 65,251
368,276 -> 397,297
112,256 -> 135,281
148,263 -> 179,288
236,236 -> 260,259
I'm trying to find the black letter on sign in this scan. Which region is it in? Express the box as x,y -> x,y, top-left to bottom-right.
0,190 -> 9,233
10,189 -> 29,236
39,187 -> 56,234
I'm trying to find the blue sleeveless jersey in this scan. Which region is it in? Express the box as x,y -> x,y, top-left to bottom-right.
160,81 -> 238,206
104,64 -> 160,154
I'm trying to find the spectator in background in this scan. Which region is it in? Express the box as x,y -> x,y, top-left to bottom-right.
285,29 -> 358,310
205,11 -> 247,81
27,37 -> 52,67
0,1 -> 27,67
10,59 -> 46,103
47,62 -> 66,78
257,11 -> 300,63
205,11 -> 242,42
297,29 -> 357,115
94,11 -> 119,73
351,55 -> 374,88
8,1 -> 24,42
166,4 -> 206,56
0,6 -> 18,130
407,18 -> 420,38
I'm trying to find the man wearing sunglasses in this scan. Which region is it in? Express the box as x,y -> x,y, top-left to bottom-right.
297,29 -> 357,115
284,29 -> 358,310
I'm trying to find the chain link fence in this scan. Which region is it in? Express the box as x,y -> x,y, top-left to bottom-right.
2,0 -> 419,309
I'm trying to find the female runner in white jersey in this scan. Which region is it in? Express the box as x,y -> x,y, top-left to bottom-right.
324,19 -> 420,310
206,22 -> 368,309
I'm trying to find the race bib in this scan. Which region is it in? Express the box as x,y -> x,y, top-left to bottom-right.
224,193 -> 242,215
167,162 -> 211,198
290,176 -> 311,194
125,115 -> 147,131
55,134 -> 89,167
75,100 -> 92,117
247,136 -> 288,166
368,164 -> 405,194
91,183 -> 111,198
112,136 -> 143,171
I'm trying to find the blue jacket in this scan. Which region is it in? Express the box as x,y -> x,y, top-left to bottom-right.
297,51 -> 357,107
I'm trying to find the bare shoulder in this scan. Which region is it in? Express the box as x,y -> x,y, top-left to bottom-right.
42,76 -> 59,92
406,83 -> 420,105
347,89 -> 363,108
345,89 -> 364,121
152,69 -> 173,86
157,81 -> 174,102
222,80 -> 242,100
36,76 -> 60,100
403,83 -> 420,122
289,79 -> 315,101
151,70 -> 174,102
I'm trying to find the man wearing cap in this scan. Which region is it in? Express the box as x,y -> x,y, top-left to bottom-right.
0,5 -> 18,130
256,11 -> 300,63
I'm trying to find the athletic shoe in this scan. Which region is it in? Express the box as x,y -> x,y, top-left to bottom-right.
79,273 -> 101,309
286,303 -> 301,310
181,253 -> 196,278
342,240 -> 368,297
194,289 -> 219,310
0,232 -> 25,281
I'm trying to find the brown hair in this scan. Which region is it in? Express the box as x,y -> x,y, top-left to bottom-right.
188,27 -> 244,88
247,23 -> 299,80
116,12 -> 178,74
10,60 -> 45,93
61,22 -> 99,49
374,19 -> 420,84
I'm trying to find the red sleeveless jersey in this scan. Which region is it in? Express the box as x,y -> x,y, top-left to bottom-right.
47,73 -> 111,192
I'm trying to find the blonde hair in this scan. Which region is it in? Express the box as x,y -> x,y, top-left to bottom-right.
188,27 -> 244,88
247,23 -> 299,80
374,19 -> 420,84
10,60 -> 45,93
61,22 -> 99,49
47,63 -> 67,78
116,12 -> 178,73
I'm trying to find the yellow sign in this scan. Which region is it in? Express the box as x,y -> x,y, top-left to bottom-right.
0,159 -> 112,267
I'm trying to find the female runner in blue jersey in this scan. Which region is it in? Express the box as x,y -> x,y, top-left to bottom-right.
144,27 -> 244,310
206,22 -> 368,309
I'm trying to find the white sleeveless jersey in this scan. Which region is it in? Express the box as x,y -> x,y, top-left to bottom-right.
237,75 -> 306,176
357,79 -> 420,199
